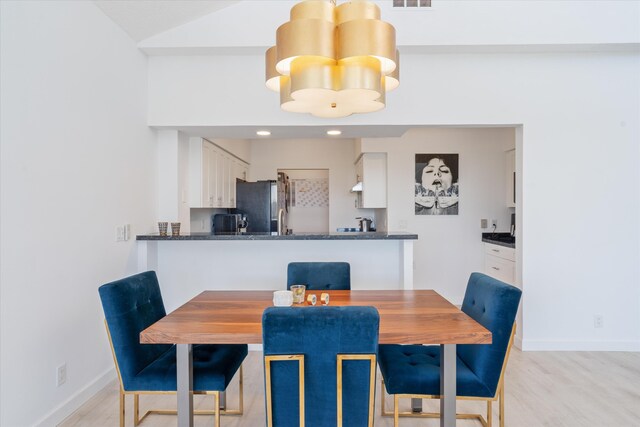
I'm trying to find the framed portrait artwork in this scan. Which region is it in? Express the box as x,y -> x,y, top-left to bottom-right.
415,153 -> 459,215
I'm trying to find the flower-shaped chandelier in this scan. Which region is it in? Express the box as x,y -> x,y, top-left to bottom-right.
265,0 -> 399,118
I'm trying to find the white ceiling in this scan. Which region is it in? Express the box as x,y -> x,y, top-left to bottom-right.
94,0 -> 239,42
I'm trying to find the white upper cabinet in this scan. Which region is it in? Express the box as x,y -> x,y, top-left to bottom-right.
189,138 -> 248,209
190,138 -> 215,208
506,149 -> 516,208
215,150 -> 225,207
355,153 -> 387,209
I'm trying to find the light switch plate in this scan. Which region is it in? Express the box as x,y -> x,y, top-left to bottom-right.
115,226 -> 125,242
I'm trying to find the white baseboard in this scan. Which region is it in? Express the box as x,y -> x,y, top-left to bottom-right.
34,367 -> 117,427
521,339 -> 640,352
514,334 -> 523,350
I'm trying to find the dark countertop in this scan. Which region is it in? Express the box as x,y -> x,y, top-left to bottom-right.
482,232 -> 516,249
137,231 -> 418,241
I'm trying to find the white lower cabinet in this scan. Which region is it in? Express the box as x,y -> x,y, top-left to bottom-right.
484,243 -> 515,284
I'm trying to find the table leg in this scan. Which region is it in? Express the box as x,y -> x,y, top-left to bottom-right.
177,344 -> 194,427
440,344 -> 456,427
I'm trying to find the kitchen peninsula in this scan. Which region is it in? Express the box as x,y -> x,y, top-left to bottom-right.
137,231 -> 417,310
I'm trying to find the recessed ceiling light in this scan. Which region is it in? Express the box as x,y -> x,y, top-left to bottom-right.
327,130 -> 342,136
256,130 -> 271,136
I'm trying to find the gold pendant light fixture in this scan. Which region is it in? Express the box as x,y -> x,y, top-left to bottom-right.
265,0 -> 399,118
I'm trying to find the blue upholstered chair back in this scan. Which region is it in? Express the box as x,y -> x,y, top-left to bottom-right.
98,271 -> 171,390
286,262 -> 351,290
458,272 -> 522,396
263,306 -> 379,427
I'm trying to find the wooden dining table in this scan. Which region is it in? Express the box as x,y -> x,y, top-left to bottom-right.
140,289 -> 491,427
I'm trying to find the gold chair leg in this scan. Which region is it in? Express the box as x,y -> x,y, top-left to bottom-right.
487,400 -> 492,427
118,366 -> 245,427
499,385 -> 505,427
214,391 -> 221,427
119,389 -> 125,427
219,364 -> 244,416
134,393 -> 140,426
394,394 -> 399,427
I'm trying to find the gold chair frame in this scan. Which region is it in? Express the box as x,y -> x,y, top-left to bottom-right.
264,355 -> 305,427
381,324 -> 517,427
264,353 -> 377,427
105,321 -> 244,427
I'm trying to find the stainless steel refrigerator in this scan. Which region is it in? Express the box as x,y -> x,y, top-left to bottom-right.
235,172 -> 289,233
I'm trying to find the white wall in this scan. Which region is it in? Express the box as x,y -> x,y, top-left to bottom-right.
138,0 -> 640,52
146,50 -> 640,351
157,130 -> 180,224
157,130 -> 197,233
362,128 -> 514,302
0,2 -> 156,426
249,139 -> 362,231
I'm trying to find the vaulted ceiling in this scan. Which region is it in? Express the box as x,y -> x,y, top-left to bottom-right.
94,0 -> 239,41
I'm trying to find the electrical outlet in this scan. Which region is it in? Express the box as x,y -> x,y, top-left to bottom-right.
491,219 -> 498,228
57,363 -> 67,387
481,219 -> 488,228
594,314 -> 604,328
124,224 -> 130,241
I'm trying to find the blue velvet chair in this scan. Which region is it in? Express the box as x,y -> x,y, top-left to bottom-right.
262,306 -> 379,427
378,272 -> 522,427
99,271 -> 248,427
286,262 -> 351,290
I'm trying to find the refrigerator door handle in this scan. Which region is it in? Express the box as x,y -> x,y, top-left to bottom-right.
277,208 -> 285,235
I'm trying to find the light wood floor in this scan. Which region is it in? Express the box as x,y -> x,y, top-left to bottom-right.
61,349 -> 640,427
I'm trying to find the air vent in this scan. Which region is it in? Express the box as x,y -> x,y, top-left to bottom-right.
393,0 -> 431,7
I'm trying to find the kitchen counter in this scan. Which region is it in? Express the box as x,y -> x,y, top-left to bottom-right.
136,231 -> 418,241
482,232 -> 516,248
136,231 -> 418,296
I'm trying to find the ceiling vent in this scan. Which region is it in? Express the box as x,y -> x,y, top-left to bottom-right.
393,0 -> 432,7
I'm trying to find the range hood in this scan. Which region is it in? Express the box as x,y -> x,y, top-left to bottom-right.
351,182 -> 363,192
